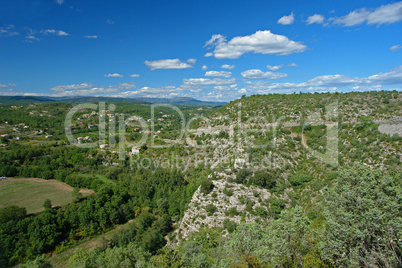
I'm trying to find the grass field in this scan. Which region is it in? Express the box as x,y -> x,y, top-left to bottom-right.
0,177 -> 94,214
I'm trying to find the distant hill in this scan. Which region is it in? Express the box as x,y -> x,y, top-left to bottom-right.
0,96 -> 56,105
0,95 -> 226,106
135,97 -> 226,106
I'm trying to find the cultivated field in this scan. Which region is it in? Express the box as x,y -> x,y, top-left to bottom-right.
0,177 -> 94,214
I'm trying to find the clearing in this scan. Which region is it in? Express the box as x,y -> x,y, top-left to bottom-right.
0,177 -> 94,214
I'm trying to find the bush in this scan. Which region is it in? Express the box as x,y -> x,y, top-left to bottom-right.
236,169 -> 252,184
205,204 -> 217,214
200,179 -> 214,195
223,219 -> 237,233
288,172 -> 313,189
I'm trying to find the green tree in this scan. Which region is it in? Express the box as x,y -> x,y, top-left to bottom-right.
319,165 -> 402,267
43,199 -> 52,210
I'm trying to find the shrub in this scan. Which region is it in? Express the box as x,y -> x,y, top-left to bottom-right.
200,179 -> 214,195
205,204 -> 217,214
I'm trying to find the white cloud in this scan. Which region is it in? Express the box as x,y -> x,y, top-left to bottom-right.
183,77 -> 236,86
278,12 -> 295,25
118,82 -> 136,89
105,73 -> 123,78
55,0 -> 64,4
367,65 -> 402,85
241,69 -> 288,80
41,29 -> 69,36
106,19 -> 115,25
110,86 -> 182,99
241,65 -> 402,94
26,35 -> 40,41
84,35 -> 98,39
145,59 -> 194,70
52,87 -> 120,97
0,25 -> 19,37
130,74 -> 140,78
202,65 -> 208,70
332,2 -> 402,26
204,52 -> 213,57
204,30 -> 307,59
307,14 -> 325,25
0,83 -> 16,88
50,83 -> 94,92
221,64 -> 235,69
266,64 -> 284,71
288,62 -> 298,67
205,71 -> 232,78
390,45 -> 401,52
187,58 -> 197,64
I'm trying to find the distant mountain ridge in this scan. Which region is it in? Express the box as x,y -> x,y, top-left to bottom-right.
0,96 -> 226,106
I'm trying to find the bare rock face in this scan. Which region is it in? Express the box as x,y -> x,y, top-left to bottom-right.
168,173 -> 274,247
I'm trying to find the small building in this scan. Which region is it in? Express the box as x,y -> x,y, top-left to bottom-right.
100,144 -> 109,149
84,136 -> 92,141
88,125 -> 94,129
45,135 -> 53,139
0,134 -> 9,138
131,146 -> 140,154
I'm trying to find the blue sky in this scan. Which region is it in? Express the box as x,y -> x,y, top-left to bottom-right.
0,0 -> 401,101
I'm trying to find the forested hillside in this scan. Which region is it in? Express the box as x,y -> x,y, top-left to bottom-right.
0,91 -> 400,267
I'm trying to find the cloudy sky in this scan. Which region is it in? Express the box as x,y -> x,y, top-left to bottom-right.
0,0 -> 401,101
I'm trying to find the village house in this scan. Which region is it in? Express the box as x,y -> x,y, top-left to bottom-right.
100,144 -> 109,149
45,135 -> 53,139
131,146 -> 140,154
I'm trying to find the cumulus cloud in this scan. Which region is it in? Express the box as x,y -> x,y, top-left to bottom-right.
390,45 -> 401,52
241,69 -> 288,80
130,74 -> 140,78
183,77 -> 236,86
145,59 -> 194,70
187,58 -> 197,64
41,29 -> 69,36
204,30 -> 307,59
288,63 -> 298,67
221,64 -> 235,69
50,83 -> 94,92
241,65 -> 402,94
307,14 -> 325,25
332,2 -> 402,26
84,35 -> 98,39
202,65 -> 208,70
278,13 -> 295,25
105,73 -> 123,78
266,64 -> 284,71
205,71 -> 232,78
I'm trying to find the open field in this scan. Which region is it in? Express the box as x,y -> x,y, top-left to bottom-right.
0,177 -> 94,214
